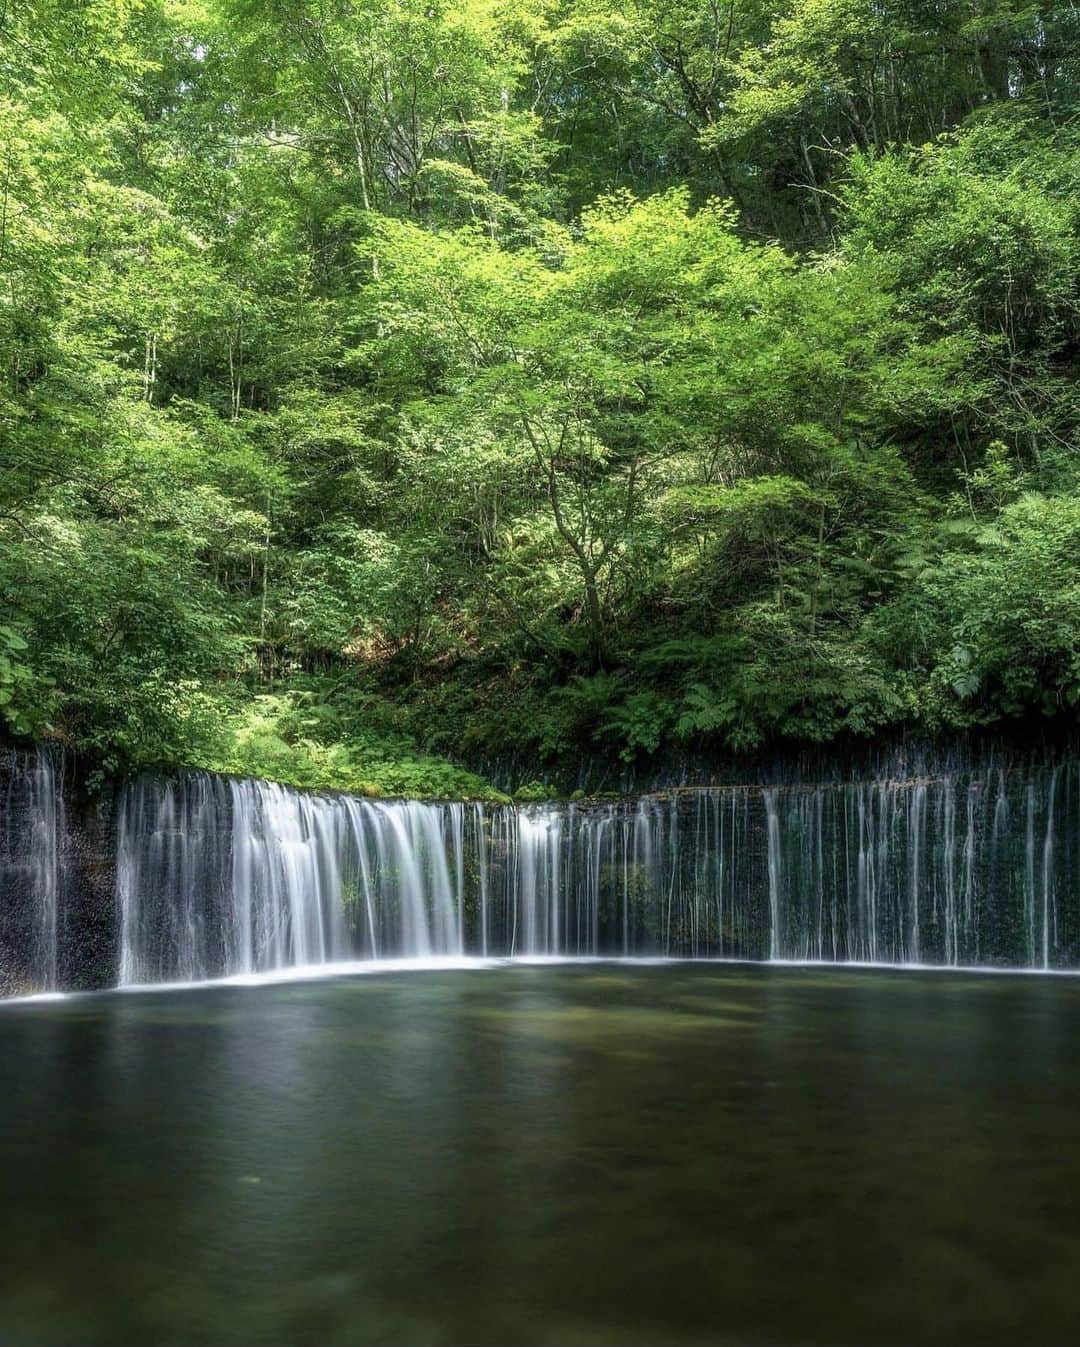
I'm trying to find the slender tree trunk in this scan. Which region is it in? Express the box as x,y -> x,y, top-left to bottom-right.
259,492 -> 272,683
800,136 -> 830,239
143,332 -> 157,403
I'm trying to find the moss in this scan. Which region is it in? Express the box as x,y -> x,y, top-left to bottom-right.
185,692 -> 508,801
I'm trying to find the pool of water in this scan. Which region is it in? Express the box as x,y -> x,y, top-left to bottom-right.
2,962 -> 1080,1345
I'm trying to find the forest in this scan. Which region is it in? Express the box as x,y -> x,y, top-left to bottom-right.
1,0 -> 1077,797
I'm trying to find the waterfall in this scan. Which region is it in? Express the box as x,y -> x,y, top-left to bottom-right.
7,747 -> 1080,993
117,772 -> 233,984
115,756 -> 1080,983
116,779 -> 472,983
117,771 -> 355,984
764,790 -> 781,960
0,747 -> 64,991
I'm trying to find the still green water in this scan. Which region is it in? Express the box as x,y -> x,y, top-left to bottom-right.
2,962 -> 1079,1345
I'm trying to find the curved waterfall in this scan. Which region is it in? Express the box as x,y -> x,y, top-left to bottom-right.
113,757 -> 1078,984
3,745 -> 1079,993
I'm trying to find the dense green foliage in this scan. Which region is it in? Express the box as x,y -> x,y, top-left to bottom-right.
1,0 -> 1077,793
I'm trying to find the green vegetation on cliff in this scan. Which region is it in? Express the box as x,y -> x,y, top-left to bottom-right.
1,0 -> 1077,793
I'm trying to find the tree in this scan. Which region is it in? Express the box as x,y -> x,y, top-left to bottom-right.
0,0 -> 1076,785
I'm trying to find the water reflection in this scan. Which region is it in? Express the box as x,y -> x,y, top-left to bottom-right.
1,964 -> 1080,1344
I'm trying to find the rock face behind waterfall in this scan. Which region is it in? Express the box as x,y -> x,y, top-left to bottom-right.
1,741 -> 1080,994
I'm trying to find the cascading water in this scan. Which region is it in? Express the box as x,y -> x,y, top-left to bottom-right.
107,755 -> 1080,984
115,776 -> 476,982
4,747 -> 1080,993
0,747 -> 64,992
